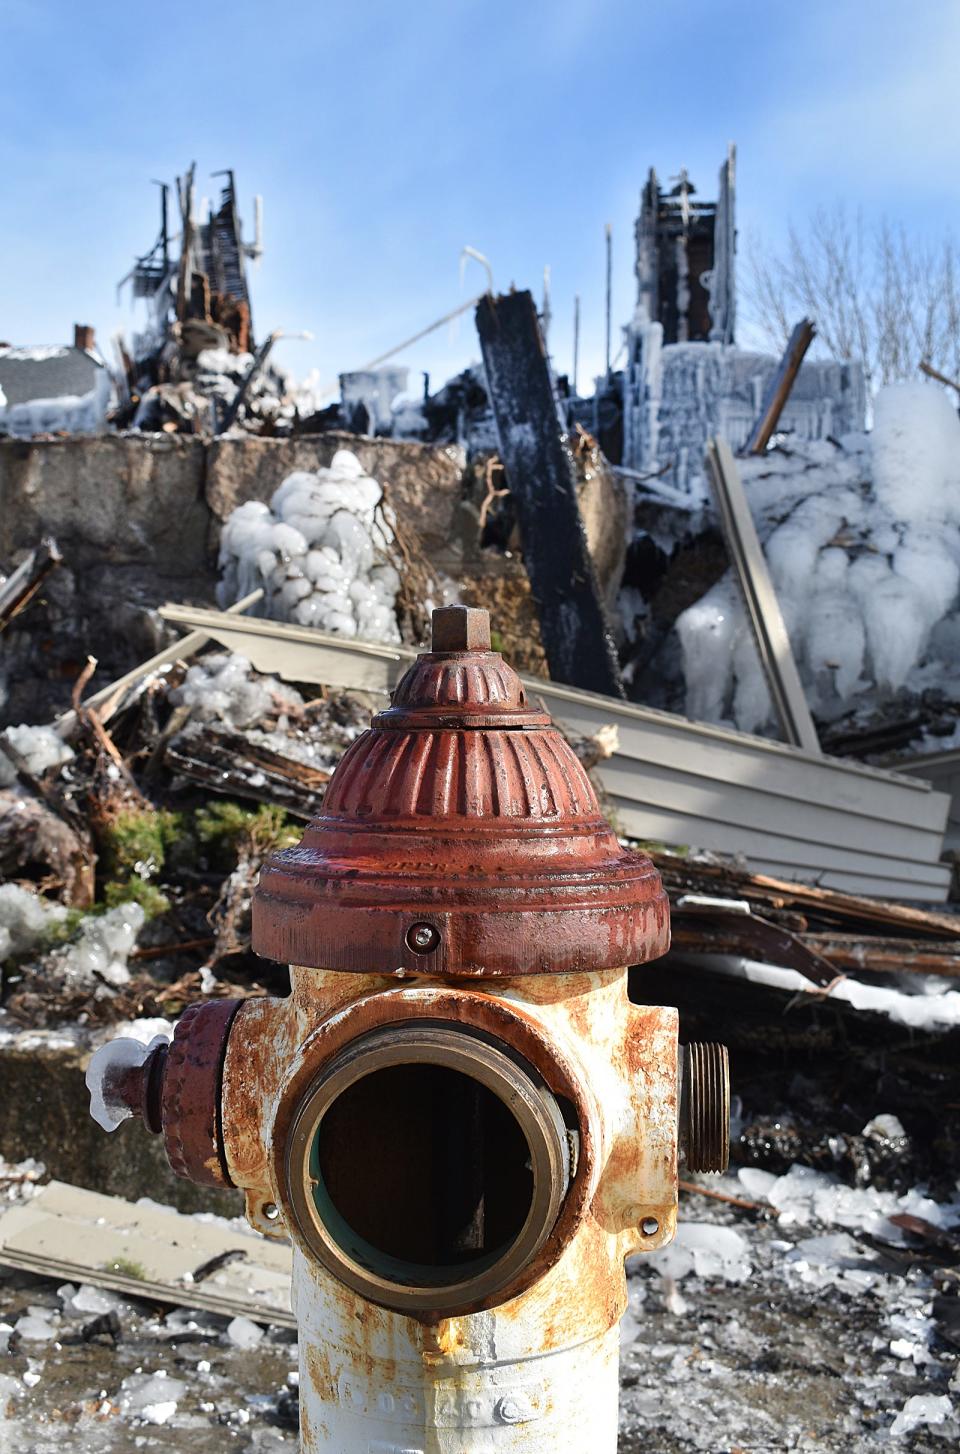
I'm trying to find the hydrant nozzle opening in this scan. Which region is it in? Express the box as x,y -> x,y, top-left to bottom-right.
283,1021 -> 574,1316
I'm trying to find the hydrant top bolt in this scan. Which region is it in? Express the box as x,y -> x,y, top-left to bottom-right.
407,922 -> 440,954
430,604 -> 491,653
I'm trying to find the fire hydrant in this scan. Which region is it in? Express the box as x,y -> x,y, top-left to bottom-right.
88,606 -> 729,1452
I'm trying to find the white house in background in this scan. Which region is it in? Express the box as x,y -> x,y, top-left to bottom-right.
0,326 -> 113,438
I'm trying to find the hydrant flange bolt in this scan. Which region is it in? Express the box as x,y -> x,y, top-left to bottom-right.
681,1042 -> 731,1173
406,922 -> 440,954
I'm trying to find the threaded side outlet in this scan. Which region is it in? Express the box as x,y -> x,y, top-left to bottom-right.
682,1043 -> 730,1173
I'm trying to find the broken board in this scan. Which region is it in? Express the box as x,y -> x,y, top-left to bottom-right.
0,1181 -> 293,1327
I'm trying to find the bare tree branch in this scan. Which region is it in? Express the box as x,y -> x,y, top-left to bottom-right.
745,209 -> 960,392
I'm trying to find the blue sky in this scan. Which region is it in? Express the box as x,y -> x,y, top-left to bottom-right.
2,0 -> 958,399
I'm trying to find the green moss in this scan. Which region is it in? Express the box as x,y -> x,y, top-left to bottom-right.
195,801 -> 300,863
98,808 -> 185,921
101,809 -> 183,881
101,1258 -> 147,1280
103,878 -> 171,920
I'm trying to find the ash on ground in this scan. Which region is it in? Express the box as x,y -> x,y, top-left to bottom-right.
1,1154 -> 957,1451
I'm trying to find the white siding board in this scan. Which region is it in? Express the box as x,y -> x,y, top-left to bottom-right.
158,607 -> 951,901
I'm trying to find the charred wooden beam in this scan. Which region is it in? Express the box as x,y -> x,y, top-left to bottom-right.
475,290 -> 624,698
743,318 -> 816,455
654,849 -> 960,941
165,724 -> 329,818
801,933 -> 960,980
0,537 -> 62,631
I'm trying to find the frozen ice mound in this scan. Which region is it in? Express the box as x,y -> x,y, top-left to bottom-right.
675,381 -> 960,734
0,723 -> 74,787
216,450 -> 401,644
739,1161 -> 960,1239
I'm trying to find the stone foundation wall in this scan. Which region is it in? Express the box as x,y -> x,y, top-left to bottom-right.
0,430 -> 625,722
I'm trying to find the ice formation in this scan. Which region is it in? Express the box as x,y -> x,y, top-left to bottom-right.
0,723 -> 74,787
0,884 -> 67,961
225,1315 -> 264,1350
703,954 -> 960,1031
118,1370 -> 188,1426
648,1222 -> 751,1283
55,902 -> 146,988
217,450 -> 401,642
86,1029 -> 172,1132
889,1394 -> 954,1437
675,382 -> 960,735
171,653 -> 303,730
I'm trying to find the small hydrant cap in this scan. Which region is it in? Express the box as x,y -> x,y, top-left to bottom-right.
252,607 -> 669,976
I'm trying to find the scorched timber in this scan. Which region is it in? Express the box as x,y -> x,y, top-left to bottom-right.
475,289 -> 624,699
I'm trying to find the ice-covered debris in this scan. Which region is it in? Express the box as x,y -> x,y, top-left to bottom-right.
118,1369 -> 188,1425
171,652 -> 303,731
0,1155 -> 46,1203
702,954 -> 960,1031
225,1314 -> 264,1349
738,1161 -> 960,1238
87,1028 -> 171,1131
889,1393 -> 954,1437
217,450 -> 401,643
14,1307 -> 58,1341
0,723 -> 74,787
646,1222 -> 752,1284
0,883 -> 67,961
675,382 -> 960,733
784,1231 -> 883,1292
56,902 -> 145,988
65,1283 -> 127,1316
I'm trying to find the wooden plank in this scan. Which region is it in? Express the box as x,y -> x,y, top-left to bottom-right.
801,933 -> 960,979
475,289 -> 624,698
743,318 -> 816,454
653,851 -> 960,934
706,436 -> 820,754
0,536 -> 62,631
0,1180 -> 293,1326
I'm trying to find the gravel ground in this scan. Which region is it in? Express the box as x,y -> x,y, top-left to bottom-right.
0,1168 -> 957,1452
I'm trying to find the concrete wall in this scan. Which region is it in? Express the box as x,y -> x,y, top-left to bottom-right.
1,430 -> 627,722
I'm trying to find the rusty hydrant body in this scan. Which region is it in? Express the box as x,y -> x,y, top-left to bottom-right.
89,607 -> 728,1452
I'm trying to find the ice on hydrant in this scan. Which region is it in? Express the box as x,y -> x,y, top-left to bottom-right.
85,1031 -> 170,1132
